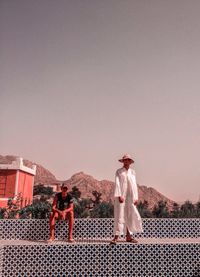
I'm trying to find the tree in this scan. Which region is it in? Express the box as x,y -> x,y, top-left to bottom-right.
195,201 -> 200,217
33,184 -> 54,197
70,186 -> 81,200
19,199 -> 51,219
91,190 -> 102,205
152,201 -> 169,218
73,198 -> 92,218
0,208 -> 6,219
91,201 -> 114,218
137,201 -> 153,218
170,202 -> 180,218
180,201 -> 195,218
3,193 -> 23,218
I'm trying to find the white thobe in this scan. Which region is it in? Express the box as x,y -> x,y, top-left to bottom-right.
113,167 -> 143,235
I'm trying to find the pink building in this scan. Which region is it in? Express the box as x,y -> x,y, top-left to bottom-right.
0,158 -> 36,208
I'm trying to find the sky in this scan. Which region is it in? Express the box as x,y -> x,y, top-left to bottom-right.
0,0 -> 200,203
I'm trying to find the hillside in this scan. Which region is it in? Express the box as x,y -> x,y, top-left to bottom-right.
0,155 -> 174,209
63,172 -> 174,210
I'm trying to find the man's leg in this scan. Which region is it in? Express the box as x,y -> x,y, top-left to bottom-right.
110,199 -> 124,244
66,210 -> 74,242
48,212 -> 58,241
126,228 -> 138,243
126,228 -> 131,240
110,235 -> 119,244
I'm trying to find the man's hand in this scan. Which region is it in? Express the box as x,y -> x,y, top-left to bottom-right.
61,209 -> 71,219
61,211 -> 67,220
56,210 -> 65,219
119,196 -> 125,203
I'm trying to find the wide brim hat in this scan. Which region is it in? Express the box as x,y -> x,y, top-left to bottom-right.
118,154 -> 134,163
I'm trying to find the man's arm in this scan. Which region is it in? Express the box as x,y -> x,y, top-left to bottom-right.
62,202 -> 74,220
64,202 -> 74,213
52,196 -> 62,215
131,170 -> 138,205
119,196 -> 124,203
114,170 -> 124,203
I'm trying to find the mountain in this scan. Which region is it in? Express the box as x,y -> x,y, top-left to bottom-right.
0,155 -> 174,209
63,172 -> 114,202
138,185 -> 174,210
63,172 -> 174,210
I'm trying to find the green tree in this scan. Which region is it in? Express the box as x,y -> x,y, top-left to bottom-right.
170,202 -> 180,218
152,200 -> 169,218
137,201 -> 153,218
91,190 -> 102,205
33,184 -> 54,197
195,201 -> 200,217
19,199 -> 51,219
91,201 -> 114,218
0,208 -> 6,219
73,198 -> 92,218
2,193 -> 23,218
70,186 -> 81,200
180,201 -> 195,218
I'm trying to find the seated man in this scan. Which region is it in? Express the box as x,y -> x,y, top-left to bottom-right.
48,183 -> 74,242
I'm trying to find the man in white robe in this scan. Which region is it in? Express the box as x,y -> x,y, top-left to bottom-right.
111,154 -> 143,244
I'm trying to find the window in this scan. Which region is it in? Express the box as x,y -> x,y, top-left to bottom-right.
0,174 -> 7,197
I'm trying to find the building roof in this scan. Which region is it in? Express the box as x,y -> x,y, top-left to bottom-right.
0,157 -> 36,175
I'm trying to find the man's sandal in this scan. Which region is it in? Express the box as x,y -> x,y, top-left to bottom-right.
67,238 -> 75,243
110,239 -> 118,245
47,238 -> 54,243
126,238 -> 138,243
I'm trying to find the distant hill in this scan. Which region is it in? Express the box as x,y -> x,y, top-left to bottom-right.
63,172 -> 174,210
0,155 -> 174,210
63,172 -> 114,203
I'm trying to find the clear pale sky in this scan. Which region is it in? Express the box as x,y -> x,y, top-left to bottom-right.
0,0 -> 200,203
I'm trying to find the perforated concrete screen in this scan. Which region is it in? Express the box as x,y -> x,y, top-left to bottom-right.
0,219 -> 200,277
0,218 -> 199,240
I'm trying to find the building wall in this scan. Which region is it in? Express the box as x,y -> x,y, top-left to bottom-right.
0,170 -> 17,207
18,171 -> 34,207
0,170 -> 16,199
0,170 -> 34,208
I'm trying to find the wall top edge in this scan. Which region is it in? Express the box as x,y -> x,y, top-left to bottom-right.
0,157 -> 36,175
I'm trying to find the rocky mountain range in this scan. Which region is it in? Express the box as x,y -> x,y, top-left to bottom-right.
0,155 -> 175,209
63,172 -> 175,210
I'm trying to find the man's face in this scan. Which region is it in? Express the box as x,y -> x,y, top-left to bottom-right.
61,187 -> 68,195
123,159 -> 133,167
